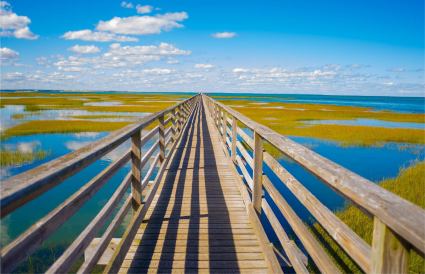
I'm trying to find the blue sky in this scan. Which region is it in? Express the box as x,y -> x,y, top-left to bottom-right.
1,0 -> 424,95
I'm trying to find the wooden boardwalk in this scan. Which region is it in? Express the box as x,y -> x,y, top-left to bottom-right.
119,101 -> 277,273
2,94 -> 424,274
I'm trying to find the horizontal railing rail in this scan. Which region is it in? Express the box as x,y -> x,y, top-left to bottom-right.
203,94 -> 425,274
0,94 -> 200,273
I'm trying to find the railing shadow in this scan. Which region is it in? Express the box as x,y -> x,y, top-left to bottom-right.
128,103 -> 199,272
200,102 -> 240,273
127,101 -> 240,273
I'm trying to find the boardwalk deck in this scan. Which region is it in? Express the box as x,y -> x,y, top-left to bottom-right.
2,94 -> 424,274
118,101 -> 276,273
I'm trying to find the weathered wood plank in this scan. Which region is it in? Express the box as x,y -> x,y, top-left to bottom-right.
252,132 -> 263,212
0,151 -> 130,273
262,176 -> 341,274
0,96 -> 197,218
105,99 -> 199,273
262,198 -> 309,274
131,130 -> 143,207
263,152 -> 371,272
371,217 -> 409,274
78,196 -> 132,273
205,95 -> 425,255
46,172 -> 132,273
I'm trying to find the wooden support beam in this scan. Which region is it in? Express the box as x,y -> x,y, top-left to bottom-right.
371,217 -> 409,274
158,115 -> 165,163
231,116 -> 237,163
252,131 -> 263,212
222,110 -> 228,143
130,130 -> 142,208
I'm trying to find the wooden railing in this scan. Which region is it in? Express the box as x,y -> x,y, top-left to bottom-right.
0,94 -> 200,273
203,94 -> 425,274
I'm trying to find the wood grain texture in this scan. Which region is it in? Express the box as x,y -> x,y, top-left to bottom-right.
204,95 -> 425,256
0,96 -> 197,218
371,217 -> 409,274
119,99 -> 276,273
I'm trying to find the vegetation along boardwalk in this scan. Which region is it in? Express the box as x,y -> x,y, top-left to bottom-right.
1,94 -> 424,273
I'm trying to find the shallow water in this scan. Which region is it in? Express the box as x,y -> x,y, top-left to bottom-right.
305,118 -> 425,129
1,91 -> 424,271
1,131 -> 161,272
212,93 -> 425,113
0,105 -> 149,131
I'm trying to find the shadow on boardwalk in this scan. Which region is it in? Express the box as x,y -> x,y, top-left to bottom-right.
128,102 -> 239,273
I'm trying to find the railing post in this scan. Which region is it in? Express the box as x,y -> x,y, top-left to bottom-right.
172,108 -> 178,141
231,117 -> 237,163
177,105 -> 182,133
214,104 -> 218,127
252,131 -> 263,212
371,217 -> 409,274
130,130 -> 142,208
158,115 -> 165,163
219,108 -> 223,134
222,110 -> 228,143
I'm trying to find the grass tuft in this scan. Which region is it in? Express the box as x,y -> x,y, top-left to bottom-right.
312,161 -> 425,273
1,120 -> 131,139
219,99 -> 425,146
0,149 -> 50,167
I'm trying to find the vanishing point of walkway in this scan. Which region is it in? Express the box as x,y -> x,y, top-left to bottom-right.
119,101 -> 274,273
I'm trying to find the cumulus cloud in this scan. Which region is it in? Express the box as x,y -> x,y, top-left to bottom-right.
53,42 -> 190,71
2,71 -> 25,81
0,1 -> 38,39
69,45 -> 101,54
211,32 -> 236,39
121,1 -> 133,9
143,68 -> 174,75
66,140 -> 92,151
17,141 -> 41,153
136,5 -> 153,14
62,29 -> 138,42
0,47 -> 18,61
96,12 -> 188,35
195,63 -> 214,69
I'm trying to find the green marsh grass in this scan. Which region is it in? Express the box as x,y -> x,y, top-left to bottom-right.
1,120 -> 131,139
219,100 -> 425,146
0,149 -> 49,166
71,114 -> 135,119
312,161 -> 425,273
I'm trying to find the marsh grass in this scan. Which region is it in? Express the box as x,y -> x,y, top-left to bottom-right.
220,100 -> 425,146
1,120 -> 131,139
0,149 -> 50,166
71,114 -> 135,119
11,113 -> 25,119
312,161 -> 425,273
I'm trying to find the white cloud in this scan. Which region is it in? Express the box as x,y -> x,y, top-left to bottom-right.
66,140 -> 92,151
136,5 -> 153,14
2,71 -> 25,81
167,58 -> 179,64
0,2 -> 38,39
53,42 -> 190,71
121,1 -> 133,8
0,47 -> 18,61
232,68 -> 249,73
96,12 -> 188,35
69,45 -> 101,54
143,68 -> 174,75
12,26 -> 37,39
195,63 -> 214,69
17,141 -> 41,153
62,29 -> 138,42
211,32 -> 236,39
